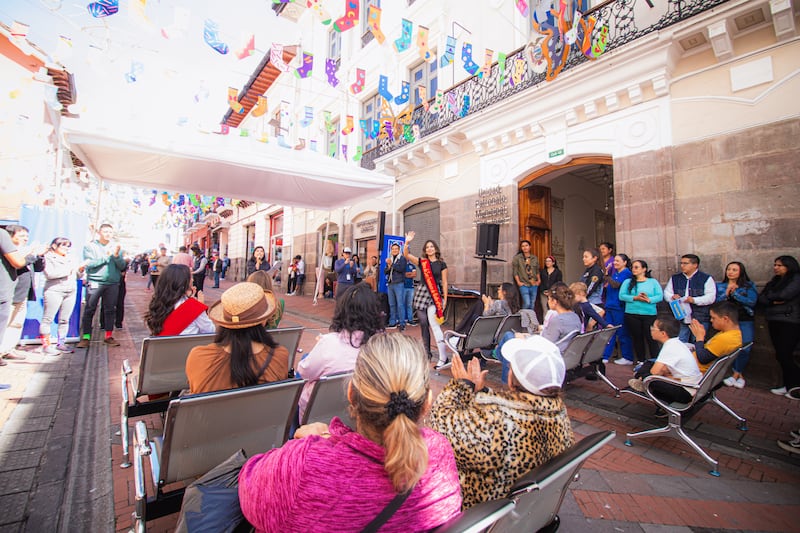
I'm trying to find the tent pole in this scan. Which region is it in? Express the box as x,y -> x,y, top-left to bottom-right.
312,212 -> 331,306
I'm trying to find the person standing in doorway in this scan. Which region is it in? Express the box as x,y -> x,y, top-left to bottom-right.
77,224 -> 126,349
512,239 -> 539,311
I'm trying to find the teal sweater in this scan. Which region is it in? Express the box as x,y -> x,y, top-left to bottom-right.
618,278 -> 663,315
83,240 -> 126,285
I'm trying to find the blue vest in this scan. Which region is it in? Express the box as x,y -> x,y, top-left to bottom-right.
670,271 -> 712,322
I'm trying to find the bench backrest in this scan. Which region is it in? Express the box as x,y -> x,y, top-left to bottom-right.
267,326 -> 304,378
432,498 -> 515,533
560,331 -> 595,371
158,379 -> 305,485
494,315 -> 522,344
301,371 -> 354,427
694,344 -> 750,401
465,316 -> 506,352
491,430 -> 615,532
136,334 -> 216,397
580,326 -> 621,366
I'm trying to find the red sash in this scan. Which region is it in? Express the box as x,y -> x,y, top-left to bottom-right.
160,298 -> 209,336
420,258 -> 444,320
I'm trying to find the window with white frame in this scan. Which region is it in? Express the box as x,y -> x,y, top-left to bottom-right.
361,92 -> 382,152
411,59 -> 437,107
328,28 -> 341,66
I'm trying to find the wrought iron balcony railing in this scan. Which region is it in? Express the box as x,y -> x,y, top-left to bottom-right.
360,0 -> 729,170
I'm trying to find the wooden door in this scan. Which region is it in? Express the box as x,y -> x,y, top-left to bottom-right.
518,185 -> 551,263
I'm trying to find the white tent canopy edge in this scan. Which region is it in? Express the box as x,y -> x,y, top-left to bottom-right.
61,119 -> 394,210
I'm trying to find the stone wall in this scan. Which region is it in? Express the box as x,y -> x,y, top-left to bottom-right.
614,117 -> 800,387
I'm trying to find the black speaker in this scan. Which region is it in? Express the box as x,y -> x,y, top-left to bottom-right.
475,223 -> 500,256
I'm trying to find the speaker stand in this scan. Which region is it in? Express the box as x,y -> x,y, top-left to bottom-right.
474,255 -> 506,295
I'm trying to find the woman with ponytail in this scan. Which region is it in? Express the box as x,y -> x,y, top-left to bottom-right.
238,333 -> 462,532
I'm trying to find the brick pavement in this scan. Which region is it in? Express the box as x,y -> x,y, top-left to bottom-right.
2,272 -> 799,532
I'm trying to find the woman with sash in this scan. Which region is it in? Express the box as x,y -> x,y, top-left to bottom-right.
144,264 -> 215,336
403,231 -> 449,369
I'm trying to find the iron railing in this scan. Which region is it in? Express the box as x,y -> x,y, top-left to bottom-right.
361,0 -> 729,170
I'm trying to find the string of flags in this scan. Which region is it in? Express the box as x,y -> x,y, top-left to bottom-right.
59,1 -> 610,162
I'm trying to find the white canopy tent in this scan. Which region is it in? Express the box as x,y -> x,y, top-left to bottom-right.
61,120 -> 394,210
62,120 -> 395,303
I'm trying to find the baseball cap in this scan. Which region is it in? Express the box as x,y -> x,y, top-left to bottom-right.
343,247 -> 352,253
501,335 -> 565,394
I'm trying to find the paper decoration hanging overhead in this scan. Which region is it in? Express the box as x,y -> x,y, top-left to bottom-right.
125,61 -> 144,83
204,19 -> 229,54
394,19 -> 412,52
350,68 -> 365,94
417,26 -> 435,64
325,58 -> 340,87
367,5 -> 385,44
294,52 -> 313,79
235,34 -> 255,59
9,21 -> 29,40
333,0 -> 359,32
251,95 -> 268,117
161,6 -> 190,39
270,43 -> 290,72
87,0 -> 119,18
307,0 -> 332,25
228,88 -> 244,114
440,35 -> 456,67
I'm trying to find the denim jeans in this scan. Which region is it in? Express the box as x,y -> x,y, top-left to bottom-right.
387,282 -> 406,326
82,282 -> 119,335
404,287 -> 414,323
603,307 -> 634,361
733,320 -> 754,374
519,285 -> 538,310
678,321 -> 709,344
496,331 -> 515,383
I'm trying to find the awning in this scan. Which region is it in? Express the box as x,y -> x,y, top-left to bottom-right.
61,120 -> 394,210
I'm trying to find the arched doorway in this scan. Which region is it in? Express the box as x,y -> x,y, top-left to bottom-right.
518,156 -> 615,284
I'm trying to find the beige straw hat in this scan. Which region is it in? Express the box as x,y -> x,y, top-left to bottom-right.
207,282 -> 277,329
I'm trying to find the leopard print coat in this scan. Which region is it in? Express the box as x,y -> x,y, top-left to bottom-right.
429,379 -> 574,509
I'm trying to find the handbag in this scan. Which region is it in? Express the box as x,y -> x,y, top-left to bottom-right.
176,449 -> 249,533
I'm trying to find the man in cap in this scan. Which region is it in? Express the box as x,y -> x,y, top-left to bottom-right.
333,246 -> 356,299
429,336 -> 574,508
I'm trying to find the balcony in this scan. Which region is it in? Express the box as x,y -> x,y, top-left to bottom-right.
361,0 -> 732,170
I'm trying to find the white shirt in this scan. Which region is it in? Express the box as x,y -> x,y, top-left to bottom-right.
656,338 -> 703,387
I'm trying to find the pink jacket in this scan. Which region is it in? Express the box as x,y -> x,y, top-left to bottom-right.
239,418 -> 462,532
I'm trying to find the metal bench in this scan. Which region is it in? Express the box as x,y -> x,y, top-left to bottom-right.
300,371 -> 354,427
442,315 -> 507,371
132,379 -> 305,532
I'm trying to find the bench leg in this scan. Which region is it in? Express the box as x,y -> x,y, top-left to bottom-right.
709,394 -> 747,431
120,374 -> 131,469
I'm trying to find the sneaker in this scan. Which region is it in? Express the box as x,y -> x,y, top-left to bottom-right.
76,338 -> 90,349
0,358 -> 7,366
408,321 -> 419,327
40,344 -> 60,356
733,377 -> 746,389
614,358 -> 633,366
2,351 -> 26,360
0,384 -> 10,390
786,388 -> 800,400
723,376 -> 737,387
777,438 -> 800,454
771,386 -> 788,396
628,378 -> 645,393
789,429 -> 800,440
398,324 -> 406,332
434,359 -> 451,371
56,344 -> 74,353
104,337 -> 121,347
386,323 -> 398,330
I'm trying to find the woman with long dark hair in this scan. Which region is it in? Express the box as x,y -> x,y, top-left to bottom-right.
758,256 -> 800,397
145,264 -> 214,336
185,282 -> 287,394
296,283 -> 383,421
246,245 -> 270,276
580,248 -> 605,306
404,231 -> 448,368
512,239 -> 539,310
716,261 -> 757,389
618,260 -> 663,365
538,255 -> 563,319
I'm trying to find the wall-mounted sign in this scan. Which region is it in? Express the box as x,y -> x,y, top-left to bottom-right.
473,185 -> 510,225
